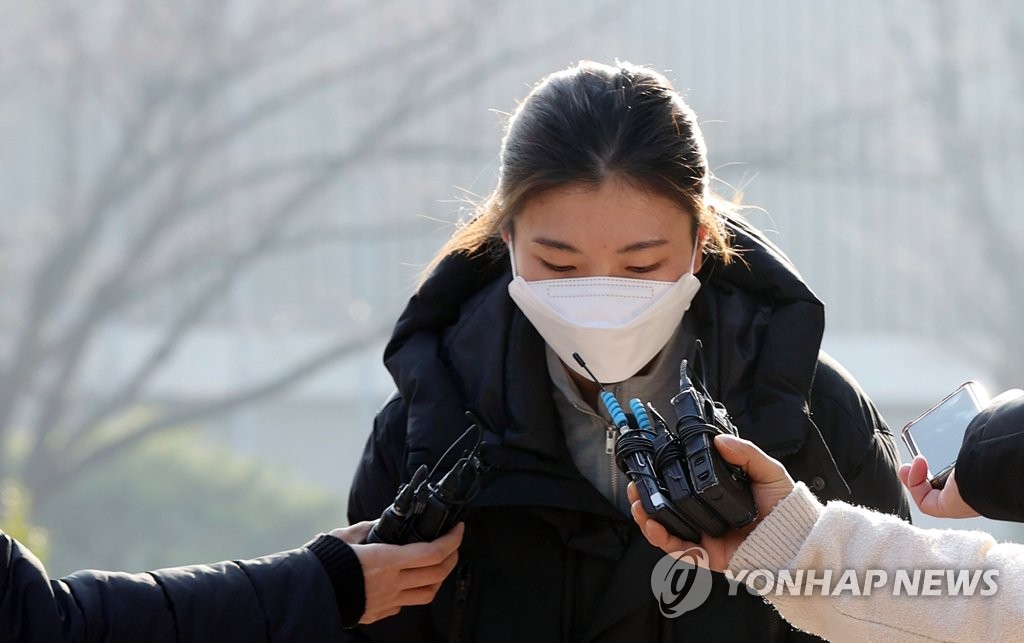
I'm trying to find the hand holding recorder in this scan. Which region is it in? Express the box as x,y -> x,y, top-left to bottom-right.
628,434 -> 794,571
366,420 -> 484,545
574,344 -> 757,546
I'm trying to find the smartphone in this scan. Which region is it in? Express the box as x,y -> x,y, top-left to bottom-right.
901,381 -> 989,489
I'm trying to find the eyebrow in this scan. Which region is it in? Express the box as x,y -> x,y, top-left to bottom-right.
530,237 -> 669,253
616,239 -> 669,253
532,237 -> 581,253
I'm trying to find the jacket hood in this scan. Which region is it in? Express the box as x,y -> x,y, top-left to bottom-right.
383,215 -> 825,481
696,216 -> 826,455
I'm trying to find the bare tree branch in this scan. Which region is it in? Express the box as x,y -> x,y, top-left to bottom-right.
2,2 -> 418,412
21,10 -> 231,464
56,235 -> 296,458
31,323 -> 393,508
5,0 -> 634,509
23,20 -> 477,488
125,217 -> 451,299
0,13 -> 190,447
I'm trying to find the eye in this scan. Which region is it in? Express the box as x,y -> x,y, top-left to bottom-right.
627,263 -> 662,274
540,259 -> 576,273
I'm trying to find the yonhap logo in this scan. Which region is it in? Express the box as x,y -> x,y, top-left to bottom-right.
650,547 -> 713,617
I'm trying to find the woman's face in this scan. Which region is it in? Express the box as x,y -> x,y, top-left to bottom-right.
506,178 -> 702,282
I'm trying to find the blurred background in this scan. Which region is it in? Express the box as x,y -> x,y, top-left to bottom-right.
1,0 -> 1022,576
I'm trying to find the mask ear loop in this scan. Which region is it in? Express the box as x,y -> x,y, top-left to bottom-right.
687,229 -> 700,275
508,233 -> 520,279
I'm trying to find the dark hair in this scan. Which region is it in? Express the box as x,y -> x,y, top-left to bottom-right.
424,60 -> 736,281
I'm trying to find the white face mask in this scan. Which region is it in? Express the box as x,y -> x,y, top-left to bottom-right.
507,236 -> 702,383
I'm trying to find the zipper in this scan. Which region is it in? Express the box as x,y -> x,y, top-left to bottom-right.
608,386 -> 621,506
572,400 -> 623,508
610,435 -> 619,501
447,562 -> 472,643
570,400 -> 617,457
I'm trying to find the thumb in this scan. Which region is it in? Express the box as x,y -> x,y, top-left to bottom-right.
907,455 -> 930,487
902,455 -> 935,510
897,463 -> 912,488
626,481 -> 639,504
713,434 -> 790,484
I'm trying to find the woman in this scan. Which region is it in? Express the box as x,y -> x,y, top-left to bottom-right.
347,60 -> 908,642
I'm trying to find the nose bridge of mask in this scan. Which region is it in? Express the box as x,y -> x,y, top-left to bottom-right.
532,277 -> 674,326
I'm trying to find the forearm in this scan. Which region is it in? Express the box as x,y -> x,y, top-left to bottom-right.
0,532 -> 175,642
1,530 -> 350,642
956,391 -> 1024,521
1,532 -> 85,642
728,484 -> 1024,642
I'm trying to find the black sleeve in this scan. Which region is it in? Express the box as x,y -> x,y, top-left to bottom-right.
306,534 -> 366,628
956,391 -> 1024,522
347,394 -> 408,524
1,530 -> 347,642
804,352 -> 911,519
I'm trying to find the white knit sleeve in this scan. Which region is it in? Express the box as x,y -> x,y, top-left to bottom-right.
726,483 -> 1024,642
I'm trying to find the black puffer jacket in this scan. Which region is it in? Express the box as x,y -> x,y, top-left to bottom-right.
347,217 -> 909,642
956,390 -> 1024,521
0,530 -> 361,642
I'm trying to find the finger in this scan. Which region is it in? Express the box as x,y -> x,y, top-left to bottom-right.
643,518 -> 673,550
398,549 -> 459,589
630,497 -> 650,524
897,463 -> 911,488
346,521 -> 374,542
438,548 -> 459,578
630,500 -> 642,526
629,498 -> 653,537
419,581 -> 446,603
329,520 -> 376,545
713,434 -> 789,484
434,522 -> 465,552
627,481 -> 639,504
631,499 -> 659,543
360,607 -> 401,625
908,455 -> 930,487
394,523 -> 464,568
398,584 -> 443,606
904,457 -> 939,514
644,519 -> 700,558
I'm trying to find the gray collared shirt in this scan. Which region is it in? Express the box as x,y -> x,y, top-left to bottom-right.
546,321 -> 695,516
